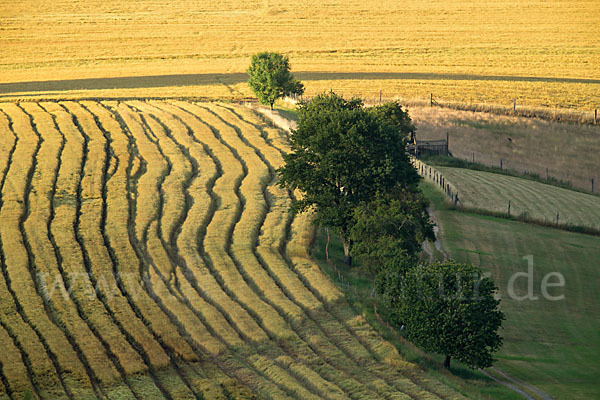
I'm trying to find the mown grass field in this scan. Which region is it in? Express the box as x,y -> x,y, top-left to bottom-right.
433,167 -> 600,229
422,183 -> 600,399
1,1 -> 599,111
0,100 -> 466,399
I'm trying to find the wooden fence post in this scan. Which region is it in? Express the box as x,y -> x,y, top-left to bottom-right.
500,158 -> 503,169
592,178 -> 595,193
430,93 -> 433,107
508,200 -> 511,217
513,99 -> 516,113
595,109 -> 597,124
446,131 -> 449,156
379,90 -> 382,105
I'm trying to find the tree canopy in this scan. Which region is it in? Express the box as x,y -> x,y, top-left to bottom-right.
349,188 -> 434,278
381,261 -> 504,369
247,52 -> 304,109
277,93 -> 420,263
370,101 -> 415,142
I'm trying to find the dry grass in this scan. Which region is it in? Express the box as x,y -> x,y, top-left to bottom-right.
20,102 -> 123,391
1,1 -> 598,111
410,105 -> 600,191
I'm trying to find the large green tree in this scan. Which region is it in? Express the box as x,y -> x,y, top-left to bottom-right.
247,52 -> 304,109
278,93 -> 419,264
349,188 -> 434,279
381,261 -> 504,369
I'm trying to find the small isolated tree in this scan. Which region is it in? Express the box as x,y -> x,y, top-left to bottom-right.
278,93 -> 419,264
247,52 -> 304,109
384,261 -> 504,369
349,188 -> 434,279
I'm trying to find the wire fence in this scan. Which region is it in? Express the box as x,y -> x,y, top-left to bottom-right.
291,92 -> 599,125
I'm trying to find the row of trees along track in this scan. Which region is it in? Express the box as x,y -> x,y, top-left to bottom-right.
0,100 -> 468,399
223,104 -> 463,400
209,103 -> 415,398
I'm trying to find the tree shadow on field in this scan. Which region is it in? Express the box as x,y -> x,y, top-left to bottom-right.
1,71 -> 598,96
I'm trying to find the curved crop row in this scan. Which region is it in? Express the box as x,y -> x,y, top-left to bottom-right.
202,104 -> 364,399
80,101 -> 201,400
150,101 -> 336,398
0,103 -> 76,399
20,102 -> 111,399
41,101 -> 144,399
0,108 -> 39,400
63,101 -> 174,399
144,101 -> 315,399
106,101 -> 235,398
207,104 -> 402,398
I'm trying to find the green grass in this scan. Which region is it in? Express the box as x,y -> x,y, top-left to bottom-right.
311,228 -> 523,400
420,154 -> 582,193
435,167 -> 600,229
273,105 -> 299,122
422,182 -> 600,399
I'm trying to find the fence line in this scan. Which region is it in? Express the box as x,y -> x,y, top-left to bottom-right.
411,157 -> 461,205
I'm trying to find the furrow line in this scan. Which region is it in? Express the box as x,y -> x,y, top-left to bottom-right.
192,104 -> 349,399
42,101 -> 142,399
213,103 -> 414,399
0,107 -> 41,399
160,101 -> 334,399
64,101 -> 176,400
78,101 -> 200,400
19,102 -> 104,399
143,101 -> 313,400
206,104 -> 383,399
103,100 -> 231,399
130,100 -> 320,399
0,103 -> 73,399
0,360 -> 8,400
58,100 -> 163,398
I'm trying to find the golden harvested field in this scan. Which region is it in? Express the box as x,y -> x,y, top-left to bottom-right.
0,100 -> 468,399
1,1 -> 599,111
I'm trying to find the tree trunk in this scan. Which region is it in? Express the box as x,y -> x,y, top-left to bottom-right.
340,230 -> 352,266
444,355 -> 451,369
270,102 -> 274,110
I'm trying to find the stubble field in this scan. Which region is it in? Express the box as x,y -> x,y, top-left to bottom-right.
1,0 -> 599,111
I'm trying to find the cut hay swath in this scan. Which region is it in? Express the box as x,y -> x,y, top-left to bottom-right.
0,102 -> 87,399
20,102 -> 124,397
0,100 -> 468,399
